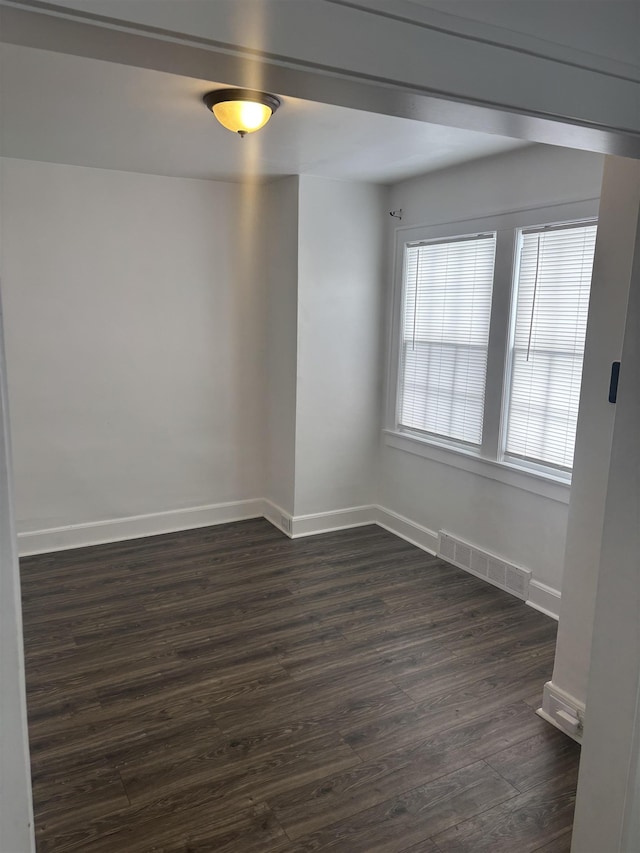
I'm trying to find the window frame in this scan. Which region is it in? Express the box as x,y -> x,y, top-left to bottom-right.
385,198 -> 599,500
397,229 -> 497,448
499,219 -> 598,478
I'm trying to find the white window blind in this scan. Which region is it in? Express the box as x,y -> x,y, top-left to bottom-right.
398,233 -> 496,445
505,222 -> 597,471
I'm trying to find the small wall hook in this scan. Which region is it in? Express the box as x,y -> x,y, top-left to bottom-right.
389,209 -> 403,221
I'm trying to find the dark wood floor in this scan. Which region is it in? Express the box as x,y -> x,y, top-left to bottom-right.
20,519 -> 580,852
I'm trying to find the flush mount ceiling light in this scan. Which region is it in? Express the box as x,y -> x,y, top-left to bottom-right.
203,88 -> 281,138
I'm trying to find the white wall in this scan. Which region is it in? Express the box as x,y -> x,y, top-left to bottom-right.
263,175 -> 299,517
380,145 -> 605,595
389,145 -> 604,228
0,205 -> 35,853
294,176 -> 386,517
541,158 -> 640,737
262,174 -> 386,521
1,158 -> 265,535
570,157 -> 640,853
379,449 -> 569,590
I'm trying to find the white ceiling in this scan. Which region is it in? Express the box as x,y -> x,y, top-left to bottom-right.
0,43 -> 528,184
409,0 -> 640,71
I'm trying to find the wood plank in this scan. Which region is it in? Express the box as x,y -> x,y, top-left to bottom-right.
485,730 -> 581,793
396,840 -> 439,853
339,688 -> 552,762
269,703 -> 540,840
118,729 -> 360,807
19,519 -> 579,852
31,756 -> 129,829
431,770 -> 578,853
292,761 -> 517,852
530,829 -> 573,852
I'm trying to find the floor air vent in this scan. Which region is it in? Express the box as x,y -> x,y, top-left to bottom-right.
438,531 -> 531,600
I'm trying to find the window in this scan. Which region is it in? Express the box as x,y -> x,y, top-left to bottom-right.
398,233 -> 496,445
504,223 -> 597,471
390,204 -> 598,486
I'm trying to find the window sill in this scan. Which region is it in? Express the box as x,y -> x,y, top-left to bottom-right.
383,430 -> 571,504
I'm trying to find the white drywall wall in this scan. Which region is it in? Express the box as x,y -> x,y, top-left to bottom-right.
381,145 -> 605,593
294,176 -> 386,516
1,158 -> 265,534
379,448 -> 569,590
263,175 -> 300,517
549,158 -> 640,713
0,211 -> 35,852
389,145 -> 604,229
570,157 -> 640,853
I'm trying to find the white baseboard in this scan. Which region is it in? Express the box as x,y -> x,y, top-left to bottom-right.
17,499 -> 264,556
373,506 -> 439,554
19,501 -> 561,623
261,499 -> 294,537
290,505 -> 374,538
527,579 -> 562,620
538,680 -> 585,743
264,502 -> 439,560
262,502 -> 438,555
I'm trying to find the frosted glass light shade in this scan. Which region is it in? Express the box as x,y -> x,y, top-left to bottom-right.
203,89 -> 280,137
213,101 -> 272,134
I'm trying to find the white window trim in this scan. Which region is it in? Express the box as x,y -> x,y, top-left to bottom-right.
500,219 -> 598,473
385,198 -> 600,499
